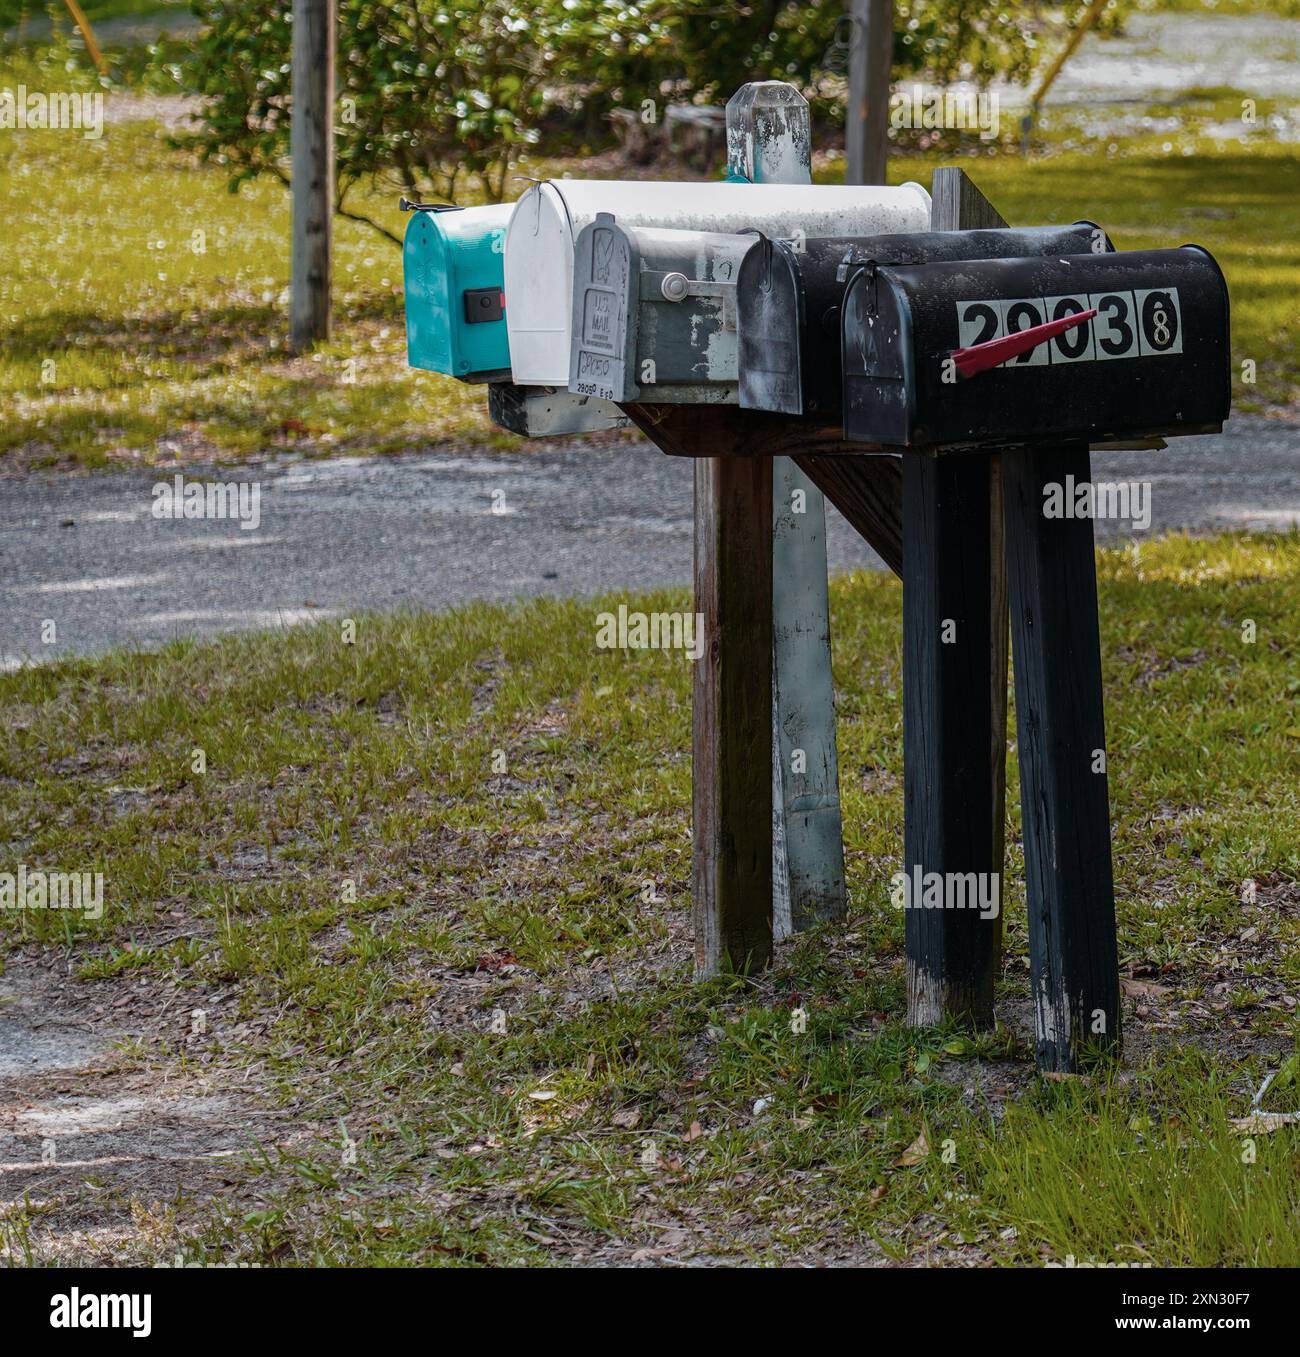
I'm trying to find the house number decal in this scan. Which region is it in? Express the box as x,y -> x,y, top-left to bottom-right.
955,288 -> 1183,365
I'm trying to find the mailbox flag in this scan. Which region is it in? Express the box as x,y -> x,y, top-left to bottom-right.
952,307 -> 1098,378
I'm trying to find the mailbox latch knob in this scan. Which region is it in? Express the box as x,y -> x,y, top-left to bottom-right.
660,272 -> 690,303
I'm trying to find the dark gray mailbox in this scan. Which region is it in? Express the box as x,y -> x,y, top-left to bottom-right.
736,223 -> 1109,418
840,244 -> 1230,450
568,213 -> 756,404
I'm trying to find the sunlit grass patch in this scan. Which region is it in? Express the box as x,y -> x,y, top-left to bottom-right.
1,533 -> 1296,1263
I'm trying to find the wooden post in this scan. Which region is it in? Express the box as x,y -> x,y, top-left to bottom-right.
772,458 -> 847,931
902,453 -> 997,1025
901,166 -> 1010,1029
1003,445 -> 1120,1070
845,0 -> 893,186
726,81 -> 847,939
289,0 -> 335,351
693,458 -> 774,976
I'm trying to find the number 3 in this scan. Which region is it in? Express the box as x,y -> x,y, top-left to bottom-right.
1089,291 -> 1137,360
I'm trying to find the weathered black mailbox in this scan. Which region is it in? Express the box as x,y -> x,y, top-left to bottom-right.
737,223 -> 1109,417
841,244 -> 1230,449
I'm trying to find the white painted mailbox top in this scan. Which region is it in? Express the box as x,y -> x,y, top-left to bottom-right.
504,178 -> 933,386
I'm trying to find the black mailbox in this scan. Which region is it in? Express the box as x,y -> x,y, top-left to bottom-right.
840,245 -> 1230,450
737,223 -> 1109,417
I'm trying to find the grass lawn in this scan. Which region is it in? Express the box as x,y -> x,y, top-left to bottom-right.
0,0 -> 191,32
0,55 -> 1297,469
2,532 -> 1298,1265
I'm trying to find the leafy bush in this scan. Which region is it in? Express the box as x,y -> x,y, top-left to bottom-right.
179,1 -> 1129,236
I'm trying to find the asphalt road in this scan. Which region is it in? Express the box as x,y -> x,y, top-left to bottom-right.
2,413 -> 1298,666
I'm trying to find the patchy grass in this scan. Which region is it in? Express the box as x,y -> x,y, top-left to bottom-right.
2,532 -> 1297,1265
0,110 -> 497,470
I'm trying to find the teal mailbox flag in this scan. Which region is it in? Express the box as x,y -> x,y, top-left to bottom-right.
403,203 -> 513,382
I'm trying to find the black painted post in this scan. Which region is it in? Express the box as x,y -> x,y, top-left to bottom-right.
1003,443 -> 1121,1071
903,452 -> 998,1027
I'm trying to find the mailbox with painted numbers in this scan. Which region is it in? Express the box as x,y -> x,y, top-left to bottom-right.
505,178 -> 932,387
841,245 -> 1230,450
403,203 -> 512,382
569,216 -> 757,404
737,223 -> 1111,418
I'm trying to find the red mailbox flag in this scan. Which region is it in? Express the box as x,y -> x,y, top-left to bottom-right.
952,307 -> 1098,379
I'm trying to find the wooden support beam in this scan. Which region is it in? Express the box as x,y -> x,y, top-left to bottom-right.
289,0 -> 335,351
845,0 -> 893,186
902,453 -> 998,1026
692,457 -> 774,976
902,166 -> 1010,1028
1003,444 -> 1120,1070
623,404 -> 853,459
795,454 -> 903,579
726,80 -> 846,941
773,458 -> 846,931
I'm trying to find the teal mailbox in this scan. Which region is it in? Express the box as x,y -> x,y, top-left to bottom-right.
403,203 -> 512,382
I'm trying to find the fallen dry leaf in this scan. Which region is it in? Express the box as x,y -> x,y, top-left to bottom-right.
1229,1112 -> 1300,1134
1120,978 -> 1170,997
895,1130 -> 929,1167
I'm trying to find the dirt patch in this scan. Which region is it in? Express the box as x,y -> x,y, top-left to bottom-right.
0,950 -> 291,1265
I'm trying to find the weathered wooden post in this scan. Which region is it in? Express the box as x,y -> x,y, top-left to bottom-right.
789,168 -> 1013,1027
290,0 -> 335,350
726,82 -> 848,941
904,169 -> 1011,1028
845,0 -> 894,186
1004,443 -> 1120,1069
692,455 -> 775,974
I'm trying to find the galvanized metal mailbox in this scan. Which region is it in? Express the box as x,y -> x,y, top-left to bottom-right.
840,244 -> 1230,450
504,178 -> 932,387
403,203 -> 512,382
737,223 -> 1111,417
568,215 -> 757,404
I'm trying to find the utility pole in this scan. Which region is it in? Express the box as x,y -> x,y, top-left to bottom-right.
845,0 -> 893,185
290,0 -> 335,350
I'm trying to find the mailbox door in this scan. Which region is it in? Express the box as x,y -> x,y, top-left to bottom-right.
739,223 -> 1111,417
569,219 -> 755,403
403,203 -> 512,382
505,179 -> 932,386
842,246 -> 1231,450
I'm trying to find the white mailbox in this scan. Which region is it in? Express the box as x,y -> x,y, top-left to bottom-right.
569,216 -> 757,404
504,178 -> 931,387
